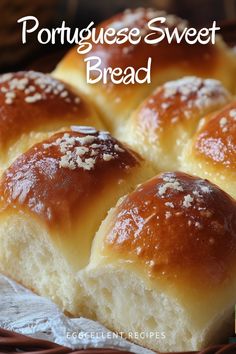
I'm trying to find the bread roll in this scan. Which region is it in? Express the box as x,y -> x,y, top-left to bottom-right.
53,8 -> 236,132
119,77 -> 231,172
79,172 -> 236,352
0,71 -> 103,171
182,101 -> 236,199
0,128 -> 153,315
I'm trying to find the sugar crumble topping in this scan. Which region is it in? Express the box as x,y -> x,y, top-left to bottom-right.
216,107 -> 236,134
183,194 -> 194,208
195,222 -> 202,229
43,131 -> 126,171
103,153 -> 114,161
199,185 -> 211,193
0,71 -> 81,106
111,8 -> 187,41
162,77 -> 230,122
219,116 -> 228,133
158,178 -> 184,196
229,109 -> 236,121
165,211 -> 172,219
165,202 -> 174,208
195,105 -> 236,164
156,174 -> 216,229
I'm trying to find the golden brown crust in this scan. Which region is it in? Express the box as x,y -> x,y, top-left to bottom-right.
55,8 -> 235,130
131,76 -> 230,142
88,8 -> 219,80
56,9 -> 225,92
192,101 -> 236,171
103,172 -> 236,288
62,8 -> 227,91
0,71 -> 98,152
0,129 -> 142,230
123,77 -> 231,172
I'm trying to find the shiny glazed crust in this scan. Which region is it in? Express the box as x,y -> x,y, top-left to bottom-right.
54,8 -> 236,132
0,129 -> 141,230
191,102 -> 236,171
0,8 -> 235,351
0,71 -> 103,155
102,172 -> 236,289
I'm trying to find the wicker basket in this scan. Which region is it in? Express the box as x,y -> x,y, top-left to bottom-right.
0,328 -> 236,354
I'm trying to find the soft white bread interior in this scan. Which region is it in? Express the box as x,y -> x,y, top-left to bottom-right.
119,77 -> 231,172
53,8 -> 236,132
0,127 -> 153,315
182,101 -> 236,200
0,71 -> 104,171
79,172 -> 236,352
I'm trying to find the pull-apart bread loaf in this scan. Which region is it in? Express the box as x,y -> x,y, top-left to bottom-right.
53,8 -> 236,132
0,6 -> 236,351
182,101 -> 236,200
119,76 -> 231,171
79,172 -> 236,352
0,128 -> 153,315
0,71 -> 103,171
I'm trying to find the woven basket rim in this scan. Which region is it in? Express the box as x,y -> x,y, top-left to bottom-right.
0,327 -> 236,354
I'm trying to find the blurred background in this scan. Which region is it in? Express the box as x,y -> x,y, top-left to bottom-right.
0,0 -> 236,73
